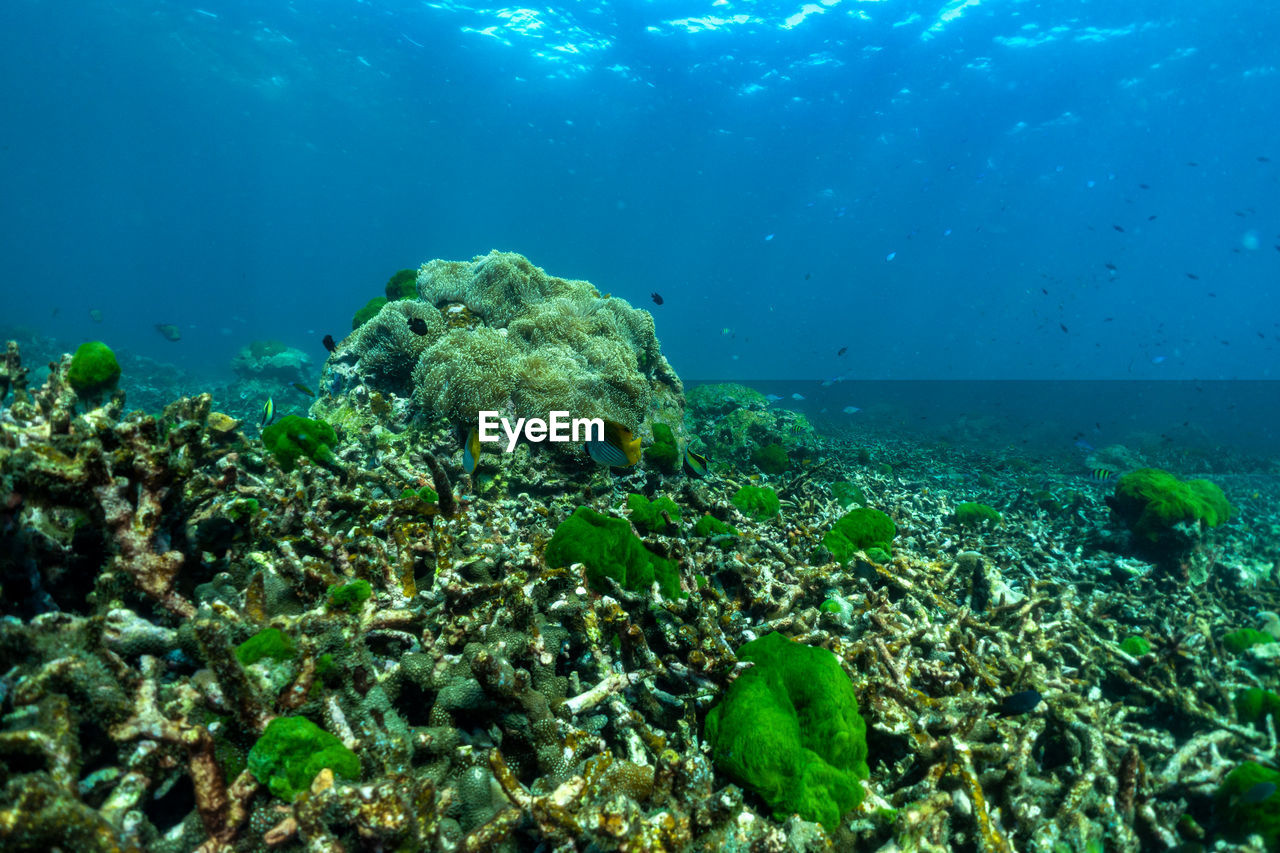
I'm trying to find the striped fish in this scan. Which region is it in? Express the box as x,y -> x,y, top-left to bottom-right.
585,420 -> 641,467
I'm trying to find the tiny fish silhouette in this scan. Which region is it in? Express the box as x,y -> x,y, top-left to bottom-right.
651,292 -> 664,305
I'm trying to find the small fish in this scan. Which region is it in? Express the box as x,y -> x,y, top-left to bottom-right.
764,394 -> 784,402
1259,156 -> 1272,163
155,323 -> 182,342
407,317 -> 429,335
721,328 -> 732,336
1059,323 -> 1069,333
1233,780 -> 1277,807
323,334 -> 337,353
682,447 -> 708,479
651,292 -> 664,305
1112,224 -> 1124,233
89,309 -> 103,323
585,420 -> 642,467
260,397 -> 276,428
885,251 -> 897,261
790,393 -> 805,401
1151,355 -> 1167,364
463,427 -> 481,474
837,346 -> 848,356
1186,272 -> 1199,280
292,383 -> 315,397
764,233 -> 774,241
804,273 -> 811,280
1088,468 -> 1116,481
996,689 -> 1042,717
1104,262 -> 1117,272
1138,183 -> 1150,189
842,406 -> 861,414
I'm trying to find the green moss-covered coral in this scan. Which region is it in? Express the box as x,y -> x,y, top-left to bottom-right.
545,507 -> 682,599
1108,467 -> 1233,542
694,514 -> 738,550
647,423 -> 679,474
1214,761 -> 1280,849
704,632 -> 869,831
824,507 -> 895,564
385,268 -> 418,300
626,493 -> 681,533
248,716 -> 361,801
67,340 -> 121,395
694,514 -> 737,538
327,579 -> 372,612
261,415 -> 338,473
352,296 -> 389,330
1224,628 -> 1277,655
732,485 -> 780,520
750,443 -> 789,475
235,628 -> 295,666
954,502 -> 1002,528
1119,636 -> 1151,657
399,485 -> 439,503
224,498 -> 260,523
1235,688 -> 1280,729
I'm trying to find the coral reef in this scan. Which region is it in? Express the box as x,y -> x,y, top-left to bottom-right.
1,339 -> 1276,853
230,341 -> 312,385
317,251 -> 685,468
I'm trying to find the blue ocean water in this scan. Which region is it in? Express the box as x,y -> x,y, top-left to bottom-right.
1,0 -> 1278,381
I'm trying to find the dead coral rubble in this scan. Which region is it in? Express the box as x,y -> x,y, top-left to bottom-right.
0,340 -> 1277,852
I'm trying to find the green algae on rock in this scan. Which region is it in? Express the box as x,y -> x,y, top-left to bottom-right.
545,506 -> 682,599
248,716 -> 361,801
67,340 -> 121,396
704,632 -> 869,831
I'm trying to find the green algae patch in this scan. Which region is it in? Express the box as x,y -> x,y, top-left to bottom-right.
327,579 -> 372,612
732,485 -> 780,520
824,507 -> 895,565
954,502 -> 1002,528
248,716 -> 360,801
626,493 -> 681,533
67,341 -> 121,395
1234,688 -> 1280,730
1119,636 -> 1151,657
262,415 -> 337,473
750,442 -> 789,475
546,506 -> 683,599
704,632 -> 868,831
1223,628 -> 1276,655
1109,467 -> 1232,542
352,296 -> 389,330
1214,761 -> 1280,849
235,628 -> 295,666
647,423 -> 679,474
385,268 -> 417,300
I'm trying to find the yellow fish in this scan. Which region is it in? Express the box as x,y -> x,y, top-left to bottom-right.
585,420 -> 641,467
463,427 -> 481,474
